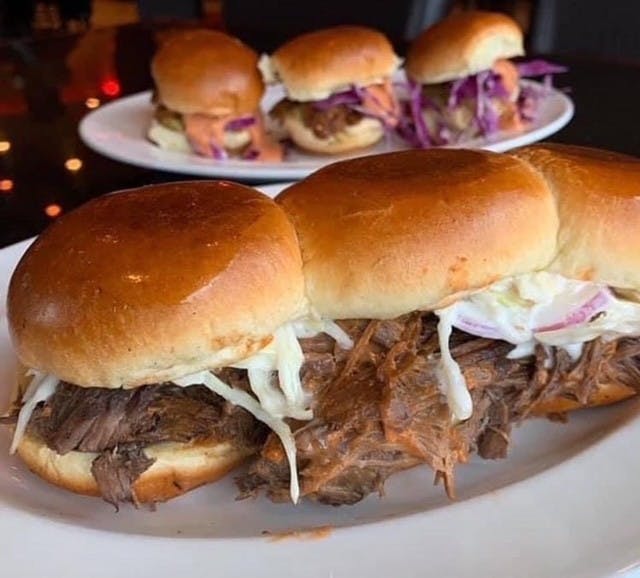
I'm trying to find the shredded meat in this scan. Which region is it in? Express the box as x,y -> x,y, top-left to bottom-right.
239,314 -> 640,505
18,371 -> 267,506
271,99 -> 363,139
91,444 -> 155,509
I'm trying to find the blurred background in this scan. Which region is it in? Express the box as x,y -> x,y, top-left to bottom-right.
2,0 -> 640,58
1,0 -> 639,245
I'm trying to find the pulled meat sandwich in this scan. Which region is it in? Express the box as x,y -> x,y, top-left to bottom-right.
149,29 -> 282,161
1,181 -> 343,507
240,145 -> 640,505
401,11 -> 566,147
262,26 -> 402,154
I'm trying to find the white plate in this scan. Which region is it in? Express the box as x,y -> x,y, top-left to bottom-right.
1,184 -> 638,578
79,81 -> 574,181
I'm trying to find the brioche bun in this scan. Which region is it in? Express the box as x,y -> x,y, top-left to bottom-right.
270,26 -> 400,101
407,11 -> 524,84
511,144 -> 640,290
280,112 -> 384,154
151,29 -> 264,116
8,181 -> 306,388
278,149 -> 557,319
17,433 -> 252,504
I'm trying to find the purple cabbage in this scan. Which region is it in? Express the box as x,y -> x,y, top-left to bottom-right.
310,85 -> 400,129
225,116 -> 256,132
210,142 -> 228,160
398,58 -> 567,148
312,89 -> 362,110
516,59 -> 568,77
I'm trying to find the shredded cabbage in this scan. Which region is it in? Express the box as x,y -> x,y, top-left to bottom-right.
398,58 -> 567,147
435,309 -> 473,421
292,318 -> 354,350
309,85 -> 400,129
10,371 -> 59,454
174,370 -> 301,503
435,272 -> 640,419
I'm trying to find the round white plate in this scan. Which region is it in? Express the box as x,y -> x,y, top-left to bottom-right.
79,81 -> 574,181
1,184 -> 638,578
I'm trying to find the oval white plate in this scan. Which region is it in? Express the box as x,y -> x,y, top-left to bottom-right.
1,185 -> 638,578
79,81 -> 574,181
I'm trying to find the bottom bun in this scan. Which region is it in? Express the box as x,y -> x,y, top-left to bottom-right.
282,112 -> 384,154
147,119 -> 191,153
147,119 -> 252,156
532,381 -> 637,415
17,433 -> 253,504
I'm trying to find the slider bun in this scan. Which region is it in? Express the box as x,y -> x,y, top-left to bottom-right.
281,112 -> 384,154
533,381 -> 637,415
407,11 -> 524,84
278,149 -> 558,319
271,26 -> 400,102
8,182 -> 306,388
17,433 -> 252,504
147,118 -> 252,154
147,118 -> 191,153
511,144 -> 640,290
152,29 -> 264,116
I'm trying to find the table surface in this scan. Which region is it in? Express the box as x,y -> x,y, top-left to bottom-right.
1,23 -> 640,249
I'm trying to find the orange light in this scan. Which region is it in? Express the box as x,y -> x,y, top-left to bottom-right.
100,78 -> 121,97
65,158 -> 83,172
0,179 -> 13,192
0,141 -> 10,153
85,97 -> 100,109
45,204 -> 62,218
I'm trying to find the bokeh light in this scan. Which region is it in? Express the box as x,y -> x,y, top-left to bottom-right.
0,179 -> 13,192
45,204 -> 62,218
64,158 -> 83,172
85,97 -> 100,109
0,141 -> 10,153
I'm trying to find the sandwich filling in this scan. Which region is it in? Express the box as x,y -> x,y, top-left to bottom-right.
399,59 -> 567,147
1,320 -> 350,506
239,272 -> 640,505
270,80 -> 401,140
151,101 -> 283,162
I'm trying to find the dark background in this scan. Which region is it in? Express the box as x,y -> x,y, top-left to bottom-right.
1,0 -> 639,247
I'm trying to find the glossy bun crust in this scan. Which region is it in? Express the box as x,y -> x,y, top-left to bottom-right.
407,11 -> 524,84
512,144 -> 640,290
278,149 -> 557,319
271,26 -> 399,101
8,181 -> 306,388
152,29 -> 264,116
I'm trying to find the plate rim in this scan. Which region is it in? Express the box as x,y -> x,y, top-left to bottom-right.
0,186 -> 639,577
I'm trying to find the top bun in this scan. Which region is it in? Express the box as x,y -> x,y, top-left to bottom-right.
407,11 -> 524,84
269,26 -> 400,102
8,182 -> 306,388
277,149 -> 557,320
151,29 -> 264,116
511,144 -> 640,290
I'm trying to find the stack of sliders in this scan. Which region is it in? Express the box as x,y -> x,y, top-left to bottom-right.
240,145 -> 640,504
262,26 -> 403,154
149,29 -> 282,161
4,145 -> 640,508
402,11 -> 566,147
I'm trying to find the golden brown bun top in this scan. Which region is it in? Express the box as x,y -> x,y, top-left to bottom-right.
151,29 -> 264,116
270,26 -> 400,101
8,182 -> 306,388
512,144 -> 640,289
278,149 -> 557,319
407,11 -> 524,84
